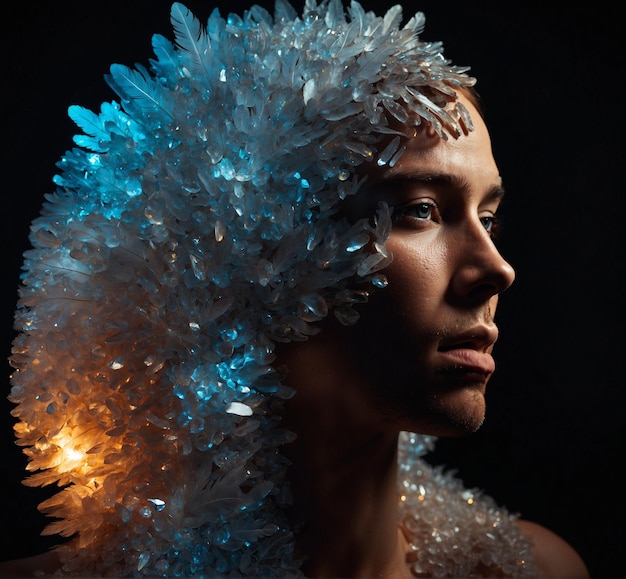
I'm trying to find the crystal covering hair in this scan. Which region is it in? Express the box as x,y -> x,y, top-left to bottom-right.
9,1 -> 536,576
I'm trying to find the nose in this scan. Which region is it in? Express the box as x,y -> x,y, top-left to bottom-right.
449,222 -> 515,305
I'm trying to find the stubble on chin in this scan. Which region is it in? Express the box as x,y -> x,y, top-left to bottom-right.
426,386 -> 487,436
374,382 -> 488,438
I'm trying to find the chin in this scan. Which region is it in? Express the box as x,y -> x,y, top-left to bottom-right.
407,387 -> 488,438
440,388 -> 487,435
438,413 -> 486,437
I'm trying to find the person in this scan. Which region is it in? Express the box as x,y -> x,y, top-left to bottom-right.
0,1 -> 589,577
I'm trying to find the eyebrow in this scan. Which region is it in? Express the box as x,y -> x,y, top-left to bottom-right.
370,170 -> 506,202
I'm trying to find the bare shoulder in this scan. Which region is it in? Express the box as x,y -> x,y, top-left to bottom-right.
0,551 -> 60,577
517,519 -> 589,578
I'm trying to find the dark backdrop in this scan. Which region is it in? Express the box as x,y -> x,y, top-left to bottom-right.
1,1 -> 623,577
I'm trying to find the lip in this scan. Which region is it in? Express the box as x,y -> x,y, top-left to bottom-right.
438,325 -> 498,352
437,348 -> 495,376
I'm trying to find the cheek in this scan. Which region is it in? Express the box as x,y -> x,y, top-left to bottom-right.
381,235 -> 449,318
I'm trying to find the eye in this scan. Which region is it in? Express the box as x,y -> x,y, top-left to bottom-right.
480,214 -> 500,237
392,201 -> 438,225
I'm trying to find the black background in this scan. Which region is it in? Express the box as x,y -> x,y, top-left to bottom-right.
1,1 -> 623,577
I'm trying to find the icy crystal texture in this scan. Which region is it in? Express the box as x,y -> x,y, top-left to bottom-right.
397,433 -> 536,577
9,0 -> 534,576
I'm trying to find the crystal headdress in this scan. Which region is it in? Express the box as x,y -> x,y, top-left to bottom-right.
9,0 -> 478,575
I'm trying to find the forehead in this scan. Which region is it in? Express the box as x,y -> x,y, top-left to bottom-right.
362,93 -> 500,192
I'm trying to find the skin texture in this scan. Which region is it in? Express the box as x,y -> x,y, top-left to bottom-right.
0,94 -> 589,578
329,98 -> 513,439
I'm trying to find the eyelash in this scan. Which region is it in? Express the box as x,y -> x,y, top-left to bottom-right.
394,202 -> 436,222
392,201 -> 501,238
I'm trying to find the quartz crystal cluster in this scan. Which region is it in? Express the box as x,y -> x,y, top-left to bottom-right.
9,0 -> 533,576
397,433 -> 536,577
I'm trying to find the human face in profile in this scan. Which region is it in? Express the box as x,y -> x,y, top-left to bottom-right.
328,92 -> 516,437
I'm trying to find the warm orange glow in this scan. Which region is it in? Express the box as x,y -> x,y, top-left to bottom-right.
49,432 -> 89,473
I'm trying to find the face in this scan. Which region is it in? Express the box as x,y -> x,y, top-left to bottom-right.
304,93 -> 516,438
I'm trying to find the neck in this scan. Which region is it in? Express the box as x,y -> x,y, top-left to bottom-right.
285,433 -> 409,578
278,337 -> 412,578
